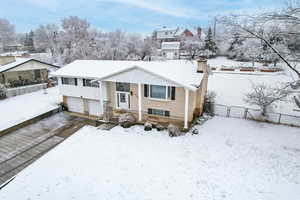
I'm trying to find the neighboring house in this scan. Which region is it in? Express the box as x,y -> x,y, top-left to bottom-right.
161,42 -> 180,60
154,26 -> 179,43
0,56 -> 60,87
153,26 -> 205,60
51,59 -> 209,129
3,43 -> 23,52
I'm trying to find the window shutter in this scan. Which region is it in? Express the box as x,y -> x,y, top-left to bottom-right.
74,78 -> 78,86
165,110 -> 170,117
171,87 -> 176,100
144,84 -> 149,97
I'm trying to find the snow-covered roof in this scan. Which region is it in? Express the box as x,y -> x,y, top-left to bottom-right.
51,60 -> 204,91
0,58 -> 31,73
156,26 -> 178,32
0,58 -> 59,73
161,42 -> 180,50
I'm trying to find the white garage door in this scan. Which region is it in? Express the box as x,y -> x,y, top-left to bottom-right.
67,97 -> 84,114
88,100 -> 102,116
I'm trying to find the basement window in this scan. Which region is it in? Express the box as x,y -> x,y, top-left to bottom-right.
148,108 -> 170,117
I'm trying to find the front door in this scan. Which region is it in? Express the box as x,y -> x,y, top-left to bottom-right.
116,92 -> 130,110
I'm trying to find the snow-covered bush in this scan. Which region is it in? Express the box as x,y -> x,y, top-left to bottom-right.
0,84 -> 7,99
205,91 -> 216,115
190,127 -> 199,135
167,124 -> 181,137
118,113 -> 136,128
144,122 -> 152,131
156,124 -> 165,131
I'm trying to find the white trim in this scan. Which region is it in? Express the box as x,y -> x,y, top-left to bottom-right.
138,83 -> 142,121
99,81 -> 103,108
148,84 -> 171,101
115,91 -> 130,110
184,88 -> 189,129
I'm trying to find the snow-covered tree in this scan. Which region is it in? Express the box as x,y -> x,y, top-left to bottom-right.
34,24 -> 62,64
244,83 -> 291,117
60,16 -> 94,64
204,27 -> 218,57
24,30 -> 35,52
0,18 -> 16,52
181,36 -> 204,60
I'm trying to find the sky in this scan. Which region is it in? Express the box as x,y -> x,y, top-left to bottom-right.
1,0 -> 287,34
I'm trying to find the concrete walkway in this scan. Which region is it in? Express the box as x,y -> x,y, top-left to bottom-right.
0,112 -> 85,185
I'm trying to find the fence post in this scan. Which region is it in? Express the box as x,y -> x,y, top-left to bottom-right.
278,114 -> 282,124
244,108 -> 248,119
226,107 -> 230,118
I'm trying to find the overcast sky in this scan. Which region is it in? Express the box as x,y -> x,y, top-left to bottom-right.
1,0 -> 286,33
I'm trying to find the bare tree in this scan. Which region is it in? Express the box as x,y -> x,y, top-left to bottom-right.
244,83 -> 291,117
34,24 -> 62,64
0,18 -> 16,52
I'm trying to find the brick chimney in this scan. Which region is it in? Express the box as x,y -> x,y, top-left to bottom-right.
197,27 -> 202,38
197,58 -> 208,73
0,56 -> 16,66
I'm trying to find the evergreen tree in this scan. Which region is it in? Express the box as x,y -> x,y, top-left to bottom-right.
24,30 -> 35,52
204,27 -> 218,57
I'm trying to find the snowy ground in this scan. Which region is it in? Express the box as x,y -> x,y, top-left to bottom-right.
208,56 -> 288,69
1,117 -> 299,200
0,87 -> 61,131
208,72 -> 299,115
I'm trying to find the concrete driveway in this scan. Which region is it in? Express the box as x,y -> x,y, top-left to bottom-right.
0,112 -> 85,185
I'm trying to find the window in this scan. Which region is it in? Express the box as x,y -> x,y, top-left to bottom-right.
83,79 -> 99,88
148,108 -> 170,117
116,82 -> 130,92
150,85 -> 166,99
34,69 -> 41,79
62,77 -> 77,86
144,84 -> 176,100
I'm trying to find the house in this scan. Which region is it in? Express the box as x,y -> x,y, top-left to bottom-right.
161,42 -> 181,59
154,26 -> 180,43
3,43 -> 23,52
51,59 -> 209,129
153,26 -> 205,60
0,56 -> 60,87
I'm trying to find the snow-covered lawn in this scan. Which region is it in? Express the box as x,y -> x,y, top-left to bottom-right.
208,73 -> 299,115
0,87 -> 61,131
1,117 -> 299,200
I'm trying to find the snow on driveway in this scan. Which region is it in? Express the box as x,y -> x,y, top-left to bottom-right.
208,73 -> 298,115
1,117 -> 299,200
0,87 -> 61,131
